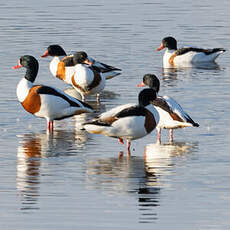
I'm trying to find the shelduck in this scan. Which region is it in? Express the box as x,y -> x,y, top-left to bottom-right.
156,36 -> 226,67
83,88 -> 159,154
13,55 -> 93,132
41,44 -> 121,83
71,51 -> 106,103
137,74 -> 199,143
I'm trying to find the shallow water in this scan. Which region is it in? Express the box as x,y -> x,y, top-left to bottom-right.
1,0 -> 230,229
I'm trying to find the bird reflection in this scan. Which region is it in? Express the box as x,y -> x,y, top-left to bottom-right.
85,156 -> 144,193
16,128 -> 88,211
17,138 -> 41,211
163,61 -> 221,70
85,153 -> 161,223
161,62 -> 221,86
162,67 -> 179,81
144,141 -> 197,177
139,141 -> 197,223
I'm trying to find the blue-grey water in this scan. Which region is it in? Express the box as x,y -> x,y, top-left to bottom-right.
1,0 -> 230,229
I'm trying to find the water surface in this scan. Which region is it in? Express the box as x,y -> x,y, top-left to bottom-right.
0,0 -> 230,229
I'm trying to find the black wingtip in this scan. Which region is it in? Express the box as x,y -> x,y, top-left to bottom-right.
83,119 -> 111,127
193,123 -> 199,127
222,49 -> 226,52
216,48 -> 226,53
79,100 -> 94,110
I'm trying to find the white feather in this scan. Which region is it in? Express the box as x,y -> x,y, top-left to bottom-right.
155,96 -> 194,129
163,48 -> 224,68
49,56 -> 75,85
16,78 -> 33,102
98,103 -> 135,120
73,64 -> 106,96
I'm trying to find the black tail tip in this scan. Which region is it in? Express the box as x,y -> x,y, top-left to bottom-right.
194,123 -> 199,127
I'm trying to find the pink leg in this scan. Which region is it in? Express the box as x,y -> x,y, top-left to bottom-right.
157,129 -> 161,143
118,138 -> 124,145
126,140 -> 131,155
118,151 -> 124,159
169,129 -> 173,143
47,120 -> 54,132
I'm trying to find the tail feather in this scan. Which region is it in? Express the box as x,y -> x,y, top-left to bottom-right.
100,62 -> 122,72
83,122 -> 111,135
193,122 -> 199,127
206,48 -> 226,55
83,119 -> 111,127
78,100 -> 94,111
214,48 -> 226,53
184,114 -> 199,127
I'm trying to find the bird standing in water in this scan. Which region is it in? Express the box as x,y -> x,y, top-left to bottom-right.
83,88 -> 159,155
137,74 -> 199,143
14,55 -> 93,132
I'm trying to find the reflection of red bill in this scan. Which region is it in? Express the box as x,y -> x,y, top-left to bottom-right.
156,43 -> 165,51
136,82 -> 145,87
12,60 -> 22,69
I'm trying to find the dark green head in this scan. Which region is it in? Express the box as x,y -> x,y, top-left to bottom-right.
138,88 -> 157,107
41,44 -> 67,57
15,55 -> 39,83
73,51 -> 88,64
143,74 -> 160,93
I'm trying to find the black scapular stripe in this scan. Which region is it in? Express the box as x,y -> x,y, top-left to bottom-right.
62,56 -> 75,66
116,106 -> 146,118
99,62 -> 121,72
36,85 -> 93,109
176,47 -> 225,56
83,119 -> 111,127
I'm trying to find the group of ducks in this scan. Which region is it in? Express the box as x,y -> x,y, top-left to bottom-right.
14,36 -> 225,154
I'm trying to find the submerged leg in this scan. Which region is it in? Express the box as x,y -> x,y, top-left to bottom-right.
157,128 -> 161,144
47,120 -> 54,132
96,93 -> 100,104
169,129 -> 173,143
126,140 -> 131,156
118,151 -> 124,159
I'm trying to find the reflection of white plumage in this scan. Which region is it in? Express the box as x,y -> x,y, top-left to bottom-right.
144,142 -> 196,178
17,129 -> 89,207
85,156 -> 146,194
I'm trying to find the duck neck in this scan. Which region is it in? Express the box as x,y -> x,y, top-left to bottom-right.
17,78 -> 33,102
139,100 -> 150,107
147,82 -> 160,93
24,68 -> 37,83
50,56 -> 66,76
17,64 -> 38,102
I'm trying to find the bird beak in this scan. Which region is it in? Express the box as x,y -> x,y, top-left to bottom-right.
156,43 -> 165,51
12,60 -> 22,69
41,50 -> 49,58
137,82 -> 146,87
